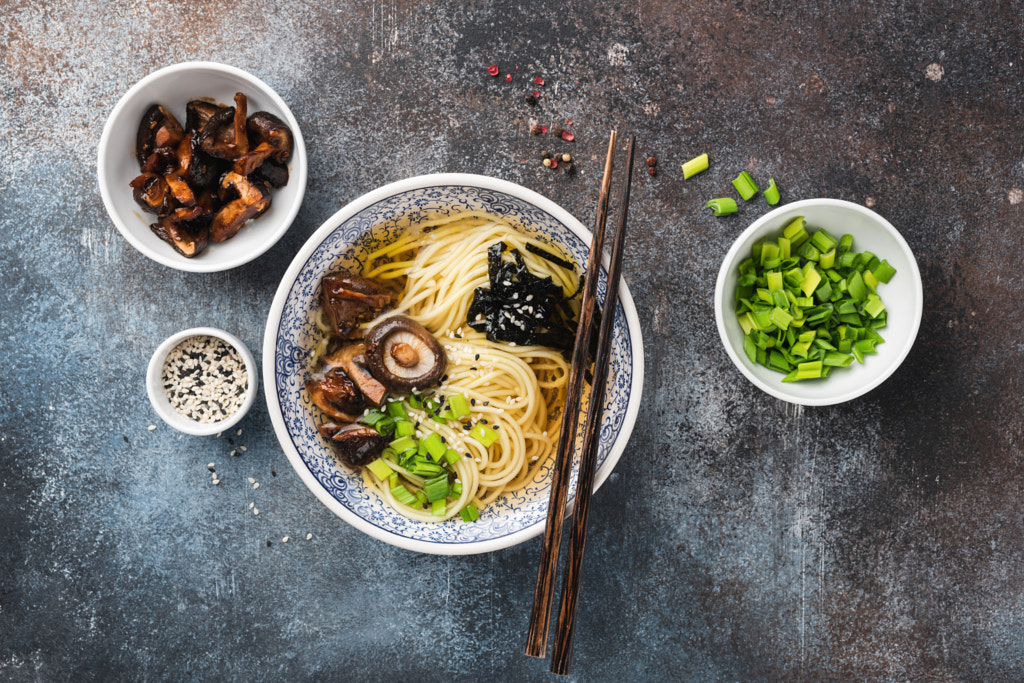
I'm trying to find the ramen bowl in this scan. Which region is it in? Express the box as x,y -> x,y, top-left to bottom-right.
263,174 -> 644,554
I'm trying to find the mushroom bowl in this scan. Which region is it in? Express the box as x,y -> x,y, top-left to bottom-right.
97,62 -> 307,272
263,174 -> 645,554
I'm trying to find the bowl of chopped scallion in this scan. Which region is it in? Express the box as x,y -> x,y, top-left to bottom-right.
714,198 -> 922,406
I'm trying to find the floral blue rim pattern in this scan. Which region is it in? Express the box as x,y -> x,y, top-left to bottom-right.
266,176 -> 643,553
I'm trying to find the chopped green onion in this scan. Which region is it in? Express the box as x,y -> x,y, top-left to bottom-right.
443,448 -> 461,465
391,485 -> 417,506
366,458 -> 394,480
448,394 -> 471,419
681,153 -> 709,179
420,432 -> 447,460
764,178 -> 780,205
706,198 -> 738,216
732,171 -> 759,201
469,423 -> 499,447
360,409 -> 388,426
432,499 -> 446,516
386,401 -> 408,419
873,260 -> 897,283
459,502 -> 480,522
424,474 -> 450,502
393,419 -> 415,438
389,435 -> 417,454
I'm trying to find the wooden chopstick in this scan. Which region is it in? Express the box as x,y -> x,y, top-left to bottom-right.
525,130 -> 619,659
549,134 -> 636,675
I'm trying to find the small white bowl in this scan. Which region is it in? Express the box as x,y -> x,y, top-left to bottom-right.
714,198 -> 923,406
147,327 -> 259,435
97,62 -> 307,272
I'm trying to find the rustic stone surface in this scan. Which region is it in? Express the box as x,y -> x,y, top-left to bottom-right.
2,0 -> 1023,680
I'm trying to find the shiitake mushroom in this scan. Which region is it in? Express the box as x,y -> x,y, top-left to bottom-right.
364,316 -> 447,392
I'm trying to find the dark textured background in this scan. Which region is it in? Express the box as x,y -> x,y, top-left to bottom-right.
2,0 -> 1024,680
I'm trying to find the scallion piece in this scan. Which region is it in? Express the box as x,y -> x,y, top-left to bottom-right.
421,432 -> 447,460
366,458 -> 394,480
394,419 -> 415,438
386,401 -> 408,420
443,448 -> 461,465
424,474 -> 450,502
391,485 -> 417,507
732,171 -> 759,201
764,178 -> 780,205
448,394 -> 471,419
432,499 -> 446,516
873,260 -> 897,283
360,409 -> 388,426
469,423 -> 499,447
389,435 -> 417,454
459,502 -> 480,522
706,198 -> 738,217
681,153 -> 709,179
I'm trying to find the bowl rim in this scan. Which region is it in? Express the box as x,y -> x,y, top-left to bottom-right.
714,197 -> 923,406
96,61 -> 308,273
146,326 -> 259,436
262,173 -> 645,554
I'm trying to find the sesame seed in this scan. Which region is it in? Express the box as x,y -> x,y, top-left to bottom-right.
248,477 -> 255,484
282,536 -> 290,543
249,502 -> 254,508
306,533 -> 313,540
147,425 -> 156,431
161,335 -> 248,423
239,446 -> 247,452
207,462 -> 215,469
253,482 -> 260,489
212,479 -> 221,485
236,429 -> 242,436
253,508 -> 259,515
230,449 -> 238,456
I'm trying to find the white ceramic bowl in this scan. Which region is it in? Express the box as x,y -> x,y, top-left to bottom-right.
147,327 -> 259,436
714,198 -> 923,406
263,174 -> 645,554
97,62 -> 307,272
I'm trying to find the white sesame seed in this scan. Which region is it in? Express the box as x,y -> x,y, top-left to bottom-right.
212,479 -> 221,485
249,502 -> 254,508
216,432 -> 222,438
236,429 -> 242,436
248,477 -> 255,484
253,508 -> 259,515
253,482 -> 260,489
208,462 -> 215,468
306,533 -> 312,540
230,449 -> 238,456
239,446 -> 247,452
147,425 -> 156,431
282,536 -> 290,543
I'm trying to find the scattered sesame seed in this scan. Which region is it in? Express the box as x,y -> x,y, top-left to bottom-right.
253,508 -> 259,515
253,482 -> 260,489
207,462 -> 215,469
248,477 -> 255,484
239,446 -> 247,452
282,536 -> 290,543
306,533 -> 313,540
216,432 -> 222,438
212,479 -> 221,485
147,425 -> 156,431
249,502 -> 254,508
236,429 -> 242,436
230,449 -> 238,456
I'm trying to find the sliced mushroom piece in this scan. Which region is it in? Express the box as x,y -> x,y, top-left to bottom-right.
317,421 -> 387,468
136,104 -> 184,167
364,316 -> 446,391
209,172 -> 271,242
323,343 -> 388,406
185,100 -> 224,135
320,274 -> 392,340
232,111 -> 293,175
199,103 -> 247,161
140,146 -> 178,175
149,209 -> 209,258
306,368 -> 366,422
252,158 -> 289,188
130,173 -> 172,215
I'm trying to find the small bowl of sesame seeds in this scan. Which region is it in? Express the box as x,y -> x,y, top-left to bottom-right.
146,327 -> 258,435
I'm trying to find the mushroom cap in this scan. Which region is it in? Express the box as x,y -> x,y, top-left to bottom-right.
364,316 -> 446,391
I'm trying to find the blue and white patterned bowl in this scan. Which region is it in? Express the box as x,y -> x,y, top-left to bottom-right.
263,174 -> 644,554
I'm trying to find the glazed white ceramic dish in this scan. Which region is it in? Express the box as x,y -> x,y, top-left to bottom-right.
147,327 -> 259,436
97,62 -> 307,272
714,198 -> 922,406
263,174 -> 645,554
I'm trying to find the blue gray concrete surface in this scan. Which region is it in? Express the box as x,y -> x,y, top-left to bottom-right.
2,1 -> 1024,680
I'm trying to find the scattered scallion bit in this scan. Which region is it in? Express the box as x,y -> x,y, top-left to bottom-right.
459,502 -> 480,522
706,197 -> 738,217
733,219 -> 897,382
681,153 -> 709,179
732,171 -> 759,201
764,178 -> 780,205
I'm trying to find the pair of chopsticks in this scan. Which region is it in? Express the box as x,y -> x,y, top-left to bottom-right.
525,130 -> 636,675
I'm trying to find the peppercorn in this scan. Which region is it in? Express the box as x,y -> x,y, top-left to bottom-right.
525,94 -> 537,106
648,167 -> 657,176
531,124 -> 544,135
646,156 -> 657,167
543,158 -> 552,167
541,150 -> 551,159
561,153 -> 571,162
551,126 -> 564,138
